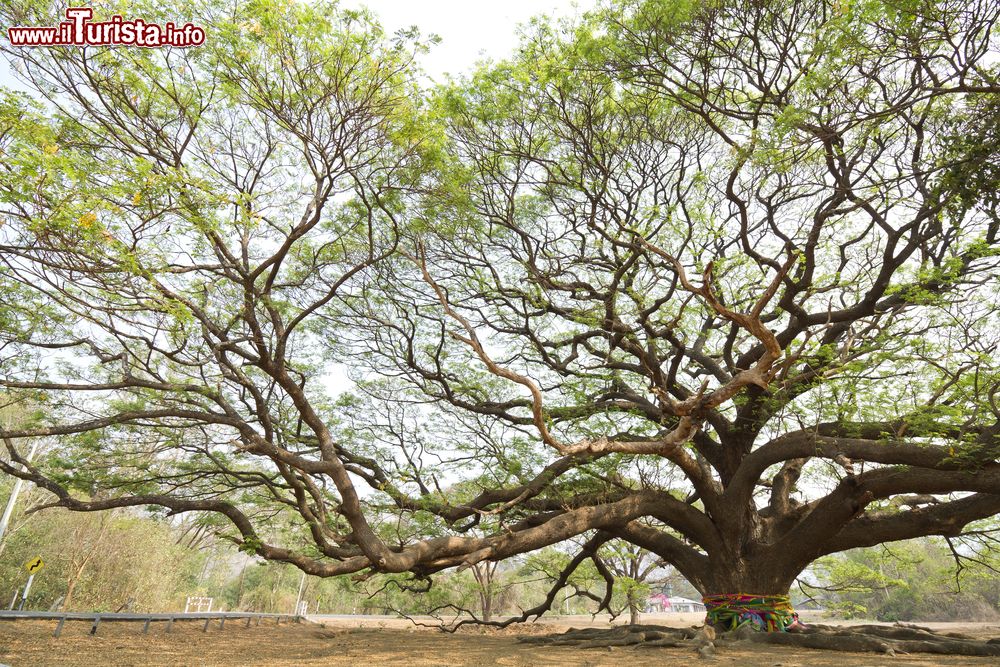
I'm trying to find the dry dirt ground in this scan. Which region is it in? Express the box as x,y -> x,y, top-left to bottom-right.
0,615 -> 998,666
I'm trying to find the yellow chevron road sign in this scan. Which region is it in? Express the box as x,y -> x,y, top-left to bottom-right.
24,556 -> 43,573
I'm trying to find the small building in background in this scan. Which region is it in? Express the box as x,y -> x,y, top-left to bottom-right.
646,594 -> 705,614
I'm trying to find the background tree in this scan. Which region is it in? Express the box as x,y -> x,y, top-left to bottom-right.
0,501 -> 202,612
599,540 -> 663,624
805,535 -> 1000,622
0,0 -> 999,649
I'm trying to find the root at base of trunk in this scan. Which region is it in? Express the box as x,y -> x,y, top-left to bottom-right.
518,623 -> 1000,657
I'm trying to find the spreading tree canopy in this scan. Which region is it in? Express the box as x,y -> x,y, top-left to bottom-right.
1,0 -> 1000,625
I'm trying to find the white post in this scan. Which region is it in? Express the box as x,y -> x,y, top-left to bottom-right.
293,570 -> 306,615
18,573 -> 35,610
0,440 -> 41,551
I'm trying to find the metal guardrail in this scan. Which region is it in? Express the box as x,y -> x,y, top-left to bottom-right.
0,610 -> 303,637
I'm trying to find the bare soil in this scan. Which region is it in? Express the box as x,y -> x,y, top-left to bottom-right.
0,616 -> 998,666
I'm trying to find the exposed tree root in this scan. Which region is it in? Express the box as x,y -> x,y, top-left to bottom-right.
519,624 -> 695,648
518,623 -> 1000,657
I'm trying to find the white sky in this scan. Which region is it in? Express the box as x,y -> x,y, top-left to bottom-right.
0,1 -> 597,87
349,0 -> 594,80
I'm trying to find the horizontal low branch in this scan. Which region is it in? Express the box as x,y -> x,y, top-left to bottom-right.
727,421 -> 989,504
823,493 -> 1000,553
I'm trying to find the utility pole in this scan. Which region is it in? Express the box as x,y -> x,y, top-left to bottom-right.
0,439 -> 41,552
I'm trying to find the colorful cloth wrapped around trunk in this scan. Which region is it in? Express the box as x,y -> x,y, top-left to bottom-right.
702,593 -> 803,632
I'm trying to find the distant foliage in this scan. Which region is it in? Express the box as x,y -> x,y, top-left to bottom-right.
0,486 -> 201,612
806,539 -> 1000,622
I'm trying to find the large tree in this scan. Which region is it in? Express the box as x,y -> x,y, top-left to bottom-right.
2,0 -> 1000,643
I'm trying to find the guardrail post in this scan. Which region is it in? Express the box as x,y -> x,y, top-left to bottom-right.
0,610 -> 298,638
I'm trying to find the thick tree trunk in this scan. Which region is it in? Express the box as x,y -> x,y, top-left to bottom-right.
701,565 -> 795,597
700,512 -> 803,598
649,528 -> 808,633
697,553 -> 804,634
